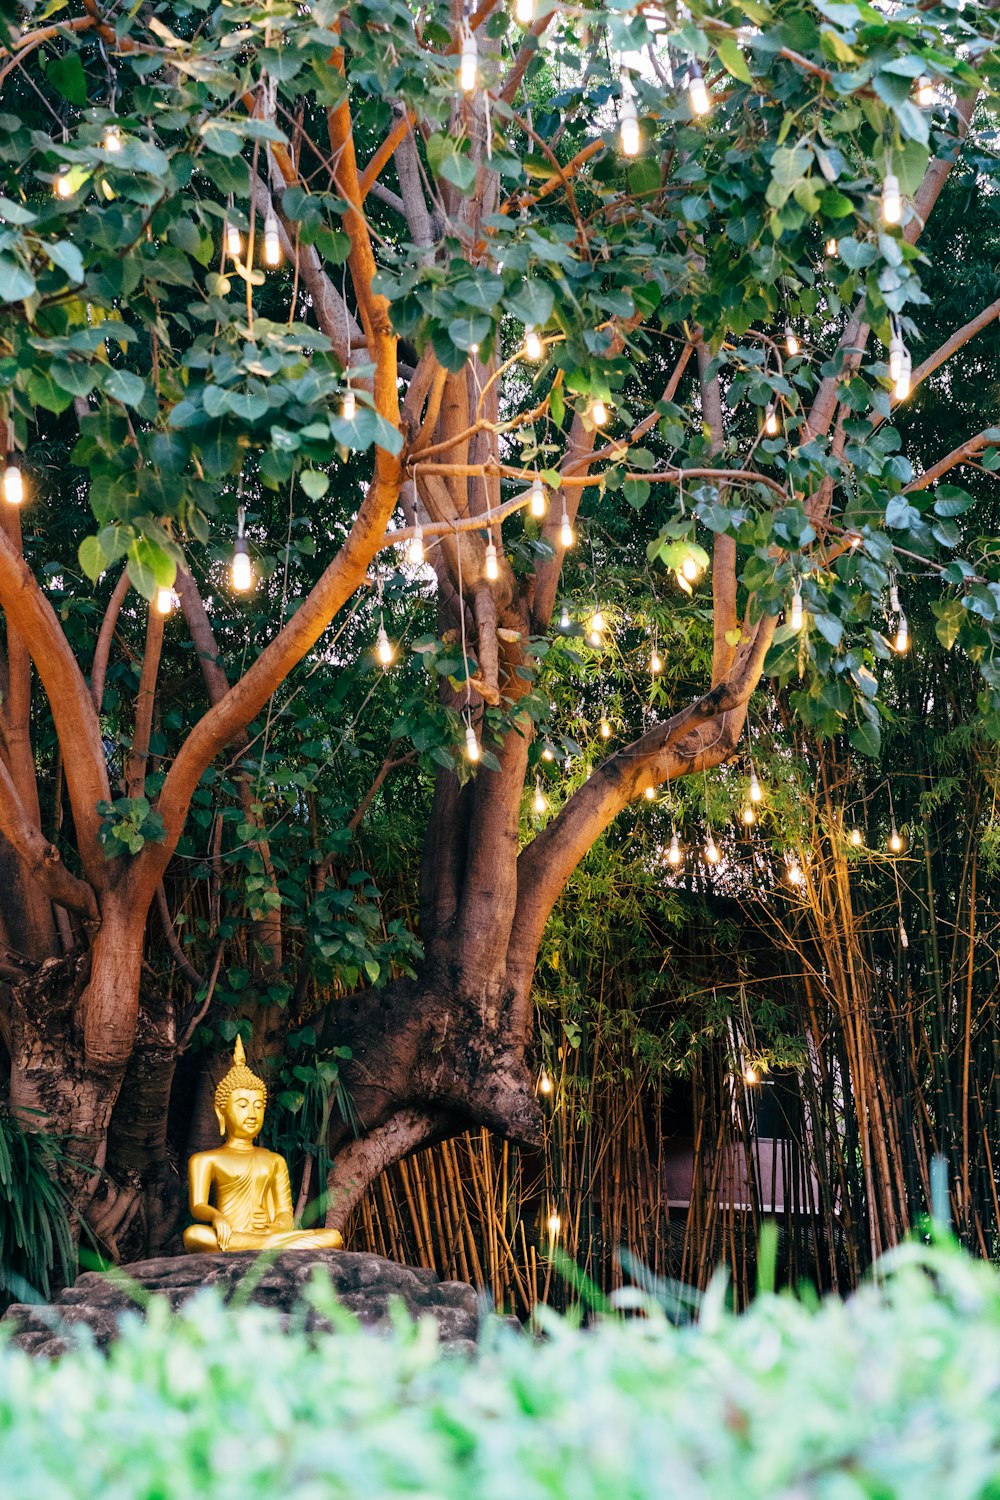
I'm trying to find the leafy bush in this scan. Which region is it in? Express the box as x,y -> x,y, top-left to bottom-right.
3,1242 -> 1000,1497
0,1110 -> 75,1307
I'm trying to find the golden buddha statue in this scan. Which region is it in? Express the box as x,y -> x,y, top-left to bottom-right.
183,1036 -> 343,1254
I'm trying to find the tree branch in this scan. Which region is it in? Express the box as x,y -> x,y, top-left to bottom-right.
125,603 -> 164,799
90,568 -> 130,713
0,756 -> 98,921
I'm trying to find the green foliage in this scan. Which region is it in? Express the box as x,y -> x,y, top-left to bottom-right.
97,796 -> 166,859
0,1110 -> 75,1307
3,1244 -> 1000,1496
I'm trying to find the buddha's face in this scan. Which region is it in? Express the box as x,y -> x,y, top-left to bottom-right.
220,1087 -> 266,1142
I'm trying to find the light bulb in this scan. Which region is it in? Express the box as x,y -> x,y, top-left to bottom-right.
533,779 -> 547,813
560,509 -> 574,548
825,237 -> 838,257
342,388 -> 356,421
764,406 -> 778,436
882,172 -> 902,225
231,537 -> 253,592
790,588 -> 803,632
888,580 -> 901,614
485,540 -> 499,581
590,398 -> 608,427
744,1065 -> 759,1085
515,0 -> 534,21
889,827 -> 903,853
547,1212 -> 561,1236
650,651 -> 662,674
894,614 -> 909,653
681,554 -> 701,584
468,343 -> 479,357
688,70 -> 710,117
537,1069 -> 553,1095
459,29 -> 478,94
590,609 -> 604,634
102,125 -> 121,152
559,605 -> 570,629
465,721 -> 480,762
704,834 -> 720,865
619,97 -> 640,157
894,354 -> 912,402
523,325 -> 543,361
589,631 -> 602,647
225,222 -> 242,258
667,833 -> 681,865
785,325 -> 800,357
742,805 -> 755,826
786,860 -> 803,886
55,170 -> 73,199
600,718 -> 611,739
263,210 -> 281,266
542,747 -> 554,761
888,334 -> 904,383
749,772 -> 763,803
376,623 -> 394,666
530,478 -> 547,518
644,786 -> 656,801
155,586 -> 173,616
915,76 -> 934,107
407,526 -> 424,566
850,827 -> 863,847
3,463 -> 23,505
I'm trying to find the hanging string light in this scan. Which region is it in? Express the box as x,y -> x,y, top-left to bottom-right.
459,21 -> 478,93
102,124 -> 121,153
704,830 -> 721,865
485,537 -> 500,581
790,579 -> 804,632
600,716 -> 611,739
786,856 -> 803,886
894,612 -> 909,654
881,162 -> 902,225
537,1068 -> 553,1095
225,220 -> 242,258
590,398 -> 609,427
533,777 -> 547,814
2,458 -> 24,506
825,237 -> 838,257
376,623 -> 394,667
667,830 -> 682,865
231,507 -> 253,592
850,826 -> 863,847
55,169 -> 73,199
749,767 -> 763,804
547,1210 -> 562,1238
889,824 -> 903,853
559,604 -> 570,629
155,586 -> 174,616
590,608 -> 605,635
263,209 -> 281,266
515,0 -> 534,22
542,746 -> 554,762
681,551 -> 703,585
559,504 -> 574,548
915,76 -> 935,106
523,325 -> 543,361
341,387 -> 356,421
785,325 -> 800,357
644,786 -> 656,801
764,406 -> 779,436
744,1064 -> 759,1085
650,647 -> 662,674
619,95 -> 640,157
530,478 -> 547,518
687,64 -> 710,116
407,523 -> 424,566
742,804 -> 756,827
465,717 -> 480,762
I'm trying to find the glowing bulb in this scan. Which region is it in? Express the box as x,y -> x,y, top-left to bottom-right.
407,525 -> 424,566
786,860 -> 803,886
485,540 -> 499,581
850,827 -> 863,847
515,0 -> 534,21
537,1069 -> 553,1094
894,354 -> 911,402
688,70 -> 710,116
225,222 -> 242,258
888,333 -> 904,383
889,827 -> 903,853
231,537 -> 253,592
2,463 -> 23,505
667,833 -> 681,865
619,97 -> 640,157
749,772 -> 763,804
790,588 -> 803,632
650,651 -> 662,674
644,786 -> 656,801
534,779 -> 547,813
894,614 -> 909,653
742,805 -> 755,826
744,1065 -> 759,1085
825,237 -> 838,256
468,343 -> 479,357
882,172 -> 902,225
547,1212 -> 561,1236
590,398 -> 608,427
376,623 -> 394,666
55,170 -> 73,199
559,605 -> 570,629
785,325 -> 800,357
888,580 -> 901,614
915,76 -> 935,106
524,325 -> 543,361
465,721 -> 480,762
155,586 -> 173,616
342,388 -> 356,421
600,718 -> 611,739
102,125 -> 121,152
590,609 -> 605,634
560,508 -> 574,548
764,406 -> 778,436
681,554 -> 701,583
459,28 -> 478,93
263,210 -> 281,266
704,834 -> 720,865
530,478 -> 547,518
542,747 -> 554,761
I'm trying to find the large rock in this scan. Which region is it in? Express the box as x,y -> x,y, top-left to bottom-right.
2,1251 -> 483,1359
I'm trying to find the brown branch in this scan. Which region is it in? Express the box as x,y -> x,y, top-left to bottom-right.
0,756 -> 98,921
155,882 -> 204,989
904,430 -> 1000,494
697,340 -> 737,684
90,568 -> 130,713
125,602 -> 164,799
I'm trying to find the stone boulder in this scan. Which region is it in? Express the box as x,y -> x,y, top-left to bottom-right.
3,1250 -> 483,1359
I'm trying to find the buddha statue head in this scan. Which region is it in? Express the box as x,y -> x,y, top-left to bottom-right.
214,1035 -> 267,1141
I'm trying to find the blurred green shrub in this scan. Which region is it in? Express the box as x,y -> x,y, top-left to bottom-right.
0,1109 -> 75,1307
2,1240 -> 1000,1497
